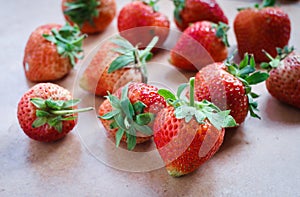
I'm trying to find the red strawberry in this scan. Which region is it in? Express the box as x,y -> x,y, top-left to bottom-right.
17,83 -> 93,142
154,77 -> 236,177
193,54 -> 269,124
170,21 -> 229,71
62,0 -> 116,34
23,23 -> 86,82
98,82 -> 167,150
173,0 -> 228,31
234,0 -> 291,62
80,35 -> 158,96
117,1 -> 170,49
262,46 -> 300,108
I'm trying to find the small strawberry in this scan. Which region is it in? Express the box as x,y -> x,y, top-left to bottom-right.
154,77 -> 236,177
80,35 -> 158,96
17,83 -> 93,142
170,21 -> 230,71
98,82 -> 167,150
261,46 -> 300,108
172,0 -> 228,31
117,0 -> 170,49
193,54 -> 269,124
234,0 -> 291,62
23,23 -> 86,82
62,0 -> 116,34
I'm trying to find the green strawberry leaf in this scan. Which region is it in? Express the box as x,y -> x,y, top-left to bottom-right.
61,116 -> 77,121
115,128 -> 125,147
158,89 -> 176,101
32,117 -> 47,128
245,72 -> 269,85
212,22 -> 230,47
54,121 -> 63,133
126,131 -> 136,151
133,123 -> 153,135
100,110 -> 120,120
108,53 -> 135,73
177,83 -> 188,99
45,99 -> 65,110
63,99 -> 81,108
30,98 -> 47,109
133,101 -> 147,114
36,110 -> 50,117
110,121 -> 118,129
173,0 -> 185,24
136,113 -> 154,126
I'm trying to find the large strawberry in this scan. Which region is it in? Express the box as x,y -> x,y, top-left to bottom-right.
98,82 -> 166,150
170,21 -> 230,71
23,23 -> 86,82
234,0 -> 291,62
172,0 -> 228,31
261,46 -> 300,108
193,54 -> 269,124
117,1 -> 170,49
62,0 -> 116,34
80,35 -> 158,96
154,77 -> 236,177
17,83 -> 93,142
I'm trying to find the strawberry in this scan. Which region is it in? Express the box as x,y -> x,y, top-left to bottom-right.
17,83 -> 93,142
172,0 -> 228,31
261,46 -> 300,108
98,82 -> 167,150
170,21 -> 230,71
23,23 -> 86,82
62,0 -> 116,34
154,77 -> 236,177
117,1 -> 170,49
80,35 -> 158,96
193,54 -> 269,124
234,0 -> 291,62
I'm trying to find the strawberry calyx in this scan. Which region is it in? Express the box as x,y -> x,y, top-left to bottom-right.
99,85 -> 155,150
211,22 -> 230,47
261,46 -> 294,72
30,98 -> 93,133
238,0 -> 276,11
108,36 -> 159,84
225,54 -> 269,119
142,0 -> 159,12
172,0 -> 185,25
158,77 -> 237,130
64,0 -> 100,27
43,23 -> 86,67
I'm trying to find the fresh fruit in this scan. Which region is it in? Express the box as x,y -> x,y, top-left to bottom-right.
261,46 -> 300,108
117,1 -> 170,49
98,82 -> 167,150
62,0 -> 116,34
153,77 -> 236,177
193,54 -> 269,124
23,23 -> 86,82
172,0 -> 228,31
17,83 -> 93,142
170,21 -> 230,71
234,0 -> 291,62
80,35 -> 158,96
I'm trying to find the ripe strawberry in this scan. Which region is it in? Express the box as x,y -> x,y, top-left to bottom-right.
117,1 -> 170,49
234,0 -> 291,62
172,0 -> 228,31
80,35 -> 158,96
170,21 -> 229,71
98,82 -> 167,150
193,54 -> 269,124
17,83 -> 93,142
23,23 -> 86,82
261,46 -> 300,108
154,77 -> 236,177
62,0 -> 116,34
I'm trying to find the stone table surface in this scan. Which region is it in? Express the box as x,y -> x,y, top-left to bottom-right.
1,0 -> 300,196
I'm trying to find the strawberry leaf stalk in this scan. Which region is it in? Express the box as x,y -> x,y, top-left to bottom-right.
43,23 -> 86,67
30,98 -> 93,132
225,54 -> 269,119
108,36 -> 159,84
100,85 -> 155,150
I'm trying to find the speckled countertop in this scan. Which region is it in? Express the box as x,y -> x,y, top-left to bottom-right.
1,0 -> 300,196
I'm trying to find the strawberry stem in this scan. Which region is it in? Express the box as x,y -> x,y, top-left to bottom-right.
189,77 -> 195,107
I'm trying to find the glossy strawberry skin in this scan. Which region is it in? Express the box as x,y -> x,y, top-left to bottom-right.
153,106 -> 224,177
98,82 -> 167,144
194,63 -> 248,124
62,0 -> 116,34
117,1 -> 170,49
175,0 -> 228,31
17,83 -> 77,142
266,54 -> 300,108
234,7 -> 291,62
170,21 -> 227,71
80,41 -> 142,96
23,24 -> 72,82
